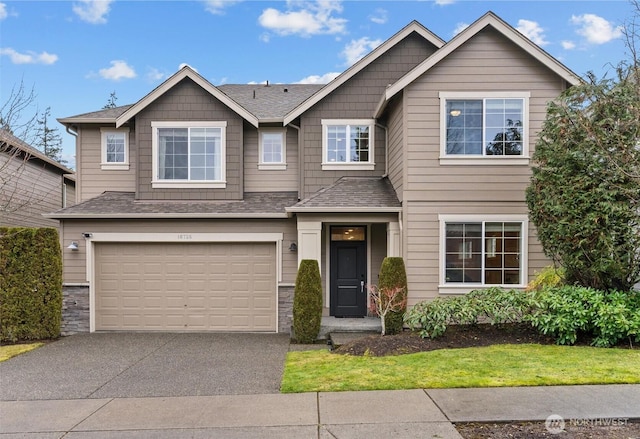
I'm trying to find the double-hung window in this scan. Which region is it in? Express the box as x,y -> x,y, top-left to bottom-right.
151,121 -> 226,188
321,119 -> 375,170
259,129 -> 286,170
100,128 -> 129,170
439,92 -> 529,164
439,215 -> 528,293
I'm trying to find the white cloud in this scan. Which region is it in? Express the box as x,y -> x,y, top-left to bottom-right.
179,63 -> 198,72
516,19 -> 548,46
0,48 -> 58,65
369,8 -> 387,25
72,0 -> 113,24
341,37 -> 382,66
453,22 -> 468,36
0,3 -> 8,20
295,72 -> 340,84
561,40 -> 576,50
202,0 -> 242,15
146,67 -> 167,82
571,14 -> 623,44
258,0 -> 347,37
99,60 -> 136,80
435,0 -> 455,5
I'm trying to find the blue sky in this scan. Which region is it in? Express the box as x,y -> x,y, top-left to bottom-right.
0,0 -> 634,168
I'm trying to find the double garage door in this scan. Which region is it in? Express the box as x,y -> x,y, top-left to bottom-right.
94,242 -> 276,332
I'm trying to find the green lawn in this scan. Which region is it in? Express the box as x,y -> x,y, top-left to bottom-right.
281,344 -> 640,393
0,343 -> 43,362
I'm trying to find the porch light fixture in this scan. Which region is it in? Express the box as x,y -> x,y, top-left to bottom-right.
289,242 -> 298,252
67,241 -> 79,251
449,109 -> 462,117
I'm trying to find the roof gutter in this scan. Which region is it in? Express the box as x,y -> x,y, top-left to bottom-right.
44,212 -> 290,220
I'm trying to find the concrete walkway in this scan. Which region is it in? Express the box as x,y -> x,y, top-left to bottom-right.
2,385 -> 639,438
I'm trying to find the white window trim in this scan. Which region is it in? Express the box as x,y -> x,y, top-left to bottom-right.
439,92 -> 530,166
151,121 -> 227,189
100,128 -> 130,170
321,119 -> 375,171
438,214 -> 529,295
258,128 -> 287,170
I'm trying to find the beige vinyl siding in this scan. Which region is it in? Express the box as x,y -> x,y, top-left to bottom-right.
135,78 -> 244,201
0,154 -> 63,228
300,32 -> 438,198
77,126 -> 136,202
403,27 -> 566,202
370,223 -> 387,284
60,218 -> 297,284
244,126 -> 298,192
385,94 -> 404,202
403,202 -> 547,305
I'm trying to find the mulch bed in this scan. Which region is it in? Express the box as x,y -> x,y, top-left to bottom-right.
456,420 -> 640,439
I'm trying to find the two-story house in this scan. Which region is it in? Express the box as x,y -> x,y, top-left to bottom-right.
51,12 -> 580,334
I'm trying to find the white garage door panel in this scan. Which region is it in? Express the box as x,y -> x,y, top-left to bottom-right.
95,242 -> 276,332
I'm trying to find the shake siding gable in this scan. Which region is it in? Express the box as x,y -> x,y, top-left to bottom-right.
78,126 -> 136,202
135,78 -> 244,201
300,32 -> 438,198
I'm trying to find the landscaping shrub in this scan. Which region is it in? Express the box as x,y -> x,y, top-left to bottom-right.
0,227 -> 62,342
292,259 -> 322,343
405,288 -> 534,339
377,257 -> 408,335
526,265 -> 565,291
526,286 -> 640,347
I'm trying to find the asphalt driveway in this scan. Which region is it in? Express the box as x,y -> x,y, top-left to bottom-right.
0,333 -> 291,401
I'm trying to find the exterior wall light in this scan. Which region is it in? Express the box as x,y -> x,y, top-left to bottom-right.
67,241 -> 79,251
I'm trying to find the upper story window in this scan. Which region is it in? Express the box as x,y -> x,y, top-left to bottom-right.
439,92 -> 530,165
321,119 -> 375,171
439,214 -> 529,294
151,121 -> 226,189
100,128 -> 129,170
259,129 -> 286,170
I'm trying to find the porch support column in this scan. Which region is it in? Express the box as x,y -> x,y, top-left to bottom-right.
387,220 -> 401,257
297,219 -> 322,271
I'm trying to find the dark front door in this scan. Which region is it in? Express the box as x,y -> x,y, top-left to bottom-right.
330,226 -> 367,317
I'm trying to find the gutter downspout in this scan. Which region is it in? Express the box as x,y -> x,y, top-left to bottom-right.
65,125 -> 78,204
288,122 -> 302,201
375,122 -> 388,178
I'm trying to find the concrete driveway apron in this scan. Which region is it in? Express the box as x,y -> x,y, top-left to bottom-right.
0,332 -> 291,400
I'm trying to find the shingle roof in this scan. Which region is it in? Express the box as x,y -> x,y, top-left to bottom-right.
0,129 -> 75,175
288,177 -> 401,212
57,105 -> 134,123
47,191 -> 299,218
217,84 -> 323,120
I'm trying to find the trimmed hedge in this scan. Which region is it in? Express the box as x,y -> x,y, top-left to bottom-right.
0,227 -> 62,342
293,259 -> 322,343
377,257 -> 408,335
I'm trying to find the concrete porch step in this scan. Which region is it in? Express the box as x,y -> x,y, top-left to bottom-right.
318,316 -> 381,340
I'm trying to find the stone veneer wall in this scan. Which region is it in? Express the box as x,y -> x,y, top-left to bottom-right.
61,285 -> 90,335
278,285 -> 294,334
62,285 -> 294,335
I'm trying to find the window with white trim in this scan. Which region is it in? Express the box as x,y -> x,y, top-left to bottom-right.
321,119 -> 375,170
439,92 -> 529,163
101,128 -> 129,170
440,216 -> 528,290
259,129 -> 286,170
151,121 -> 226,189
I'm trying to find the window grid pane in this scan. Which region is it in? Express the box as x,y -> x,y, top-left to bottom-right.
484,99 -> 523,156
350,126 -> 369,162
446,100 -> 483,155
445,221 -> 522,285
158,127 -> 221,181
105,133 -> 125,163
262,133 -> 283,163
327,126 -> 347,162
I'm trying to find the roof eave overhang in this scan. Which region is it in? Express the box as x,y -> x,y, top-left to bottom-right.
285,207 -> 402,214
115,67 -> 259,129
382,12 -> 582,107
45,212 -> 289,220
283,21 -> 445,126
57,117 -> 117,125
